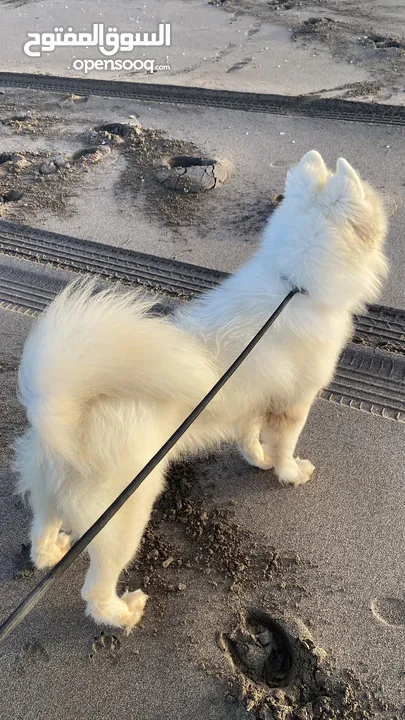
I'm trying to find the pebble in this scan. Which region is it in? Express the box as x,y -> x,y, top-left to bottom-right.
312,645 -> 327,663
162,557 -> 174,568
54,157 -> 69,169
3,189 -> 24,202
39,161 -> 58,175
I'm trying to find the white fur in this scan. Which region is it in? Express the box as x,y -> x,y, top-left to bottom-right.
13,152 -> 388,629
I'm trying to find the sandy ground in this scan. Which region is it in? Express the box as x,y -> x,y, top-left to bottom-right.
1,2 -> 405,719
0,0 -> 404,102
0,264 -> 405,719
0,85 -> 404,308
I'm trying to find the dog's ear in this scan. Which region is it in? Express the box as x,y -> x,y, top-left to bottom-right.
325,158 -> 365,206
336,158 -> 365,199
300,150 -> 328,175
285,150 -> 327,194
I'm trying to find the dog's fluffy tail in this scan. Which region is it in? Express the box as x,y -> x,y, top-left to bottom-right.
17,279 -> 217,466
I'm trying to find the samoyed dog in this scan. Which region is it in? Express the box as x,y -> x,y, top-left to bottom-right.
13,151 -> 388,629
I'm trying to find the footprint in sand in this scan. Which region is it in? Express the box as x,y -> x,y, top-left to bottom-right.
89,631 -> 121,659
218,608 -> 294,688
215,42 -> 236,61
226,57 -> 253,73
14,641 -> 49,674
246,23 -> 261,38
371,596 -> 405,627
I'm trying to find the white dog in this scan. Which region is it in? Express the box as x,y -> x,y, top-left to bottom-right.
13,151 -> 388,630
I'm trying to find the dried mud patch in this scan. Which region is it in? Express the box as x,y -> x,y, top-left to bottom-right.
127,459 -> 304,604
116,125 -> 223,229
85,120 -> 229,229
227,192 -> 283,239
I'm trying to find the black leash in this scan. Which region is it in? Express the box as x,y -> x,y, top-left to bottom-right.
0,288 -> 298,644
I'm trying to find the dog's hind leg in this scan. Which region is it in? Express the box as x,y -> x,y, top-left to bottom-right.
14,429 -> 71,568
237,419 -> 274,470
29,489 -> 70,569
80,467 -> 164,630
262,401 -> 315,487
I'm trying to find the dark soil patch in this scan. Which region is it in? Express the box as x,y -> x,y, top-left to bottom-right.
220,609 -> 295,688
2,188 -> 24,202
0,149 -> 75,220
0,140 -> 114,222
292,17 -> 337,40
126,458 -> 395,718
0,113 -> 55,135
0,153 -> 21,165
96,122 -> 134,139
87,120 -> 227,229
267,0 -> 301,9
340,81 -> 382,100
128,459 -> 302,601
116,124 -> 214,228
366,34 -> 404,50
228,192 -> 282,239
0,95 -> 127,222
221,609 -> 393,718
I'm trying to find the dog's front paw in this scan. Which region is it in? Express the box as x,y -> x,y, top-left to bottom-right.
84,589 -> 149,631
122,589 -> 149,632
276,457 -> 315,487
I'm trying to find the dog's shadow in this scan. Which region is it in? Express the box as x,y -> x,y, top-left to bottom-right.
193,447 -> 287,499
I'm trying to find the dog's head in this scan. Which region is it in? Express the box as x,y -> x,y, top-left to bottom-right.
263,151 -> 388,310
